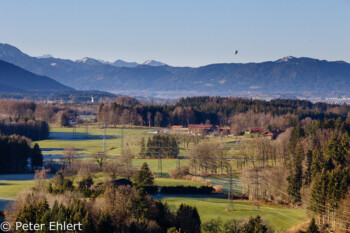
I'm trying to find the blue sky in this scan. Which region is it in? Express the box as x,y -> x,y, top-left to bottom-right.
0,0 -> 349,67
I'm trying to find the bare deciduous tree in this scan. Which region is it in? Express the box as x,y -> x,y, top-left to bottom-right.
94,151 -> 107,171
62,146 -> 77,171
34,168 -> 50,190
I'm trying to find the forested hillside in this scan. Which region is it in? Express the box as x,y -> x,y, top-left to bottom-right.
97,97 -> 350,128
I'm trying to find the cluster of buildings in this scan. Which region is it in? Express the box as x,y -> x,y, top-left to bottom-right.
169,124 -> 283,139
245,127 -> 283,139
170,124 -> 230,136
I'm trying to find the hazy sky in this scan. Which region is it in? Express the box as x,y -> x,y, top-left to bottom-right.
0,0 -> 349,67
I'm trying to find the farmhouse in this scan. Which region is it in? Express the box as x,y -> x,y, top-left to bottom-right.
249,127 -> 265,134
170,125 -> 189,134
188,124 -> 217,135
262,129 -> 284,139
217,126 -> 230,135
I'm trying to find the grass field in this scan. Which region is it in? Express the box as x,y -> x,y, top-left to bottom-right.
154,178 -> 207,187
36,125 -> 151,155
0,176 -> 206,201
132,158 -> 189,177
0,180 -> 34,200
1,125 -> 256,200
0,125 -> 311,231
164,197 -> 308,231
36,125 -> 243,156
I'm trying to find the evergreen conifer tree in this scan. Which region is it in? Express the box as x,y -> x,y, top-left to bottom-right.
306,218 -> 319,233
140,137 -> 146,158
31,143 -> 43,170
287,143 -> 304,203
305,150 -> 312,185
242,216 -> 268,233
82,211 -> 95,233
97,213 -> 114,233
132,162 -> 154,187
175,204 -> 201,233
311,148 -> 324,180
309,170 -> 328,214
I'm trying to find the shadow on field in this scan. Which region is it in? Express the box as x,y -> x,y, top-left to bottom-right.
154,173 -> 170,178
0,174 -> 55,181
41,148 -> 83,152
0,199 -> 13,211
49,132 -> 118,141
43,154 -> 91,160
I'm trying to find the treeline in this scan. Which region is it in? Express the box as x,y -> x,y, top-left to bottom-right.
0,99 -> 76,127
0,135 -> 43,173
47,172 -> 101,198
190,142 -> 229,175
285,120 -> 350,222
11,186 -> 203,233
0,119 -> 49,140
141,134 -> 179,158
160,186 -> 214,195
97,97 -> 349,127
2,97 -> 347,129
10,184 -> 270,233
240,116 -> 350,229
177,97 -> 348,120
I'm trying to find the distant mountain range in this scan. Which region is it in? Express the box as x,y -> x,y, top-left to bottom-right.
75,57 -> 166,67
1,43 -> 350,99
0,58 -> 115,101
0,59 -> 72,94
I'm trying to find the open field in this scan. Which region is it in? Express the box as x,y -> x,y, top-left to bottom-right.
132,158 -> 189,177
164,197 -> 309,231
0,174 -> 54,200
36,125 -> 151,155
155,178 -> 207,187
0,125 -> 252,201
0,125 -> 310,231
36,125 -> 244,157
0,176 -> 207,201
0,180 -> 34,200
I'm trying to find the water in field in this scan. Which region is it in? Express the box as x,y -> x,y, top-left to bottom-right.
49,132 -> 118,141
43,154 -> 91,160
0,174 -> 36,181
0,173 -> 55,181
0,199 -> 13,210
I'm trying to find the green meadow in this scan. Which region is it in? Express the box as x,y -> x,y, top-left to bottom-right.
0,125 -> 310,231
164,197 -> 308,231
0,180 -> 35,200
36,125 -> 150,155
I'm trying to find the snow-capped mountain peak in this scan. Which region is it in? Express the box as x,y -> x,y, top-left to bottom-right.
76,57 -> 102,65
38,54 -> 53,59
142,60 -> 166,66
277,56 -> 296,62
111,59 -> 139,68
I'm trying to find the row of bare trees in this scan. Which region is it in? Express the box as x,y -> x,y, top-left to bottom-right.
229,110 -> 298,135
189,142 -> 230,175
0,99 -> 75,126
60,145 -> 135,179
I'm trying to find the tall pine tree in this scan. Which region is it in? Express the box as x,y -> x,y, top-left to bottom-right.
306,218 -> 319,233
287,143 -> 304,203
139,137 -> 146,158
31,143 -> 43,170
